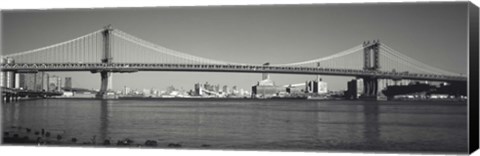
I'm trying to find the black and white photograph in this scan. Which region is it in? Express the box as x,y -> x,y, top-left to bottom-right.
1,1 -> 478,155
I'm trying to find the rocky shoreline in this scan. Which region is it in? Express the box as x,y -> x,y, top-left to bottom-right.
2,126 -> 210,148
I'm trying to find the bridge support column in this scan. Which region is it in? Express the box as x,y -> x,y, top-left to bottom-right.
360,77 -> 378,100
97,72 -> 111,99
96,25 -> 114,99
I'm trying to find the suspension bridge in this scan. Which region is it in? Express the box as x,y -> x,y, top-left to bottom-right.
0,25 -> 467,99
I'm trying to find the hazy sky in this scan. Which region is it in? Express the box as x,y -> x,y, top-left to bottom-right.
1,2 -> 469,91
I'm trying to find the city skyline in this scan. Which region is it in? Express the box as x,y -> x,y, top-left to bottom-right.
14,72 -> 254,94
2,2 -> 468,91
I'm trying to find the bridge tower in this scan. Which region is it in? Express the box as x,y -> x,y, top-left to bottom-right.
363,40 -> 380,70
96,25 -> 114,99
359,40 -> 381,99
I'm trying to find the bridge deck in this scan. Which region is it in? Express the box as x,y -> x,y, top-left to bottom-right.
0,63 -> 467,82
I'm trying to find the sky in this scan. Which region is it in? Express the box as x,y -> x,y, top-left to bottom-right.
1,2 -> 469,91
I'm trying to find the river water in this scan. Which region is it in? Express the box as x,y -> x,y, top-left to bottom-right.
1,99 -> 468,153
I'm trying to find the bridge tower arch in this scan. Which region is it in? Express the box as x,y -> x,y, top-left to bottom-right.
363,40 -> 380,70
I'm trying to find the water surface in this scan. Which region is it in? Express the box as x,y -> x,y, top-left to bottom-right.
2,99 -> 468,153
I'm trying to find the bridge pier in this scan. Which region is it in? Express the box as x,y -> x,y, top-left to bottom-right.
346,77 -> 379,100
4,93 -> 16,103
363,77 -> 378,97
96,71 -> 112,99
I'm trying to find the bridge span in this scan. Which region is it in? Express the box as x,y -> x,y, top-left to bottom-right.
1,26 -> 467,99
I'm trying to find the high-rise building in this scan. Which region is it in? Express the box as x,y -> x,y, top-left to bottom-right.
123,86 -> 131,95
65,77 -> 72,90
194,83 -> 202,96
107,73 -> 113,91
0,58 -> 4,87
232,86 -> 239,94
5,58 -> 15,88
214,85 -> 220,92
42,73 -> 49,91
305,78 -> 328,94
33,72 -> 44,91
58,78 -> 63,91
0,71 -> 4,87
27,74 -> 36,90
18,74 -> 27,90
48,75 -> 62,91
222,85 -> 228,94
14,73 -> 21,89
346,79 -> 363,99
203,82 -> 211,91
318,81 -> 328,94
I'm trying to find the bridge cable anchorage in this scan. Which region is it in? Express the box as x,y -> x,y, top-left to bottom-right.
272,44 -> 367,68
379,43 -> 460,76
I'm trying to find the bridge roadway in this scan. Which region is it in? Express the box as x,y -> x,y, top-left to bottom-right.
0,63 -> 467,82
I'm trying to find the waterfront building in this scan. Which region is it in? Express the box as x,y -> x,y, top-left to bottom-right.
42,73 -> 49,91
203,82 -> 212,91
251,75 -> 285,98
143,89 -> 151,97
0,71 -> 4,87
151,88 -> 159,97
0,71 -> 3,87
239,88 -> 245,96
5,58 -> 15,88
305,77 -> 328,94
123,86 -> 131,95
222,85 -> 228,94
48,75 -> 62,91
252,85 -> 285,98
346,79 -> 364,99
214,85 -> 220,92
287,86 -> 304,94
194,83 -> 202,96
232,86 -> 239,94
0,58 -> 4,87
65,77 -> 72,90
58,78 -> 63,91
33,72 -> 44,91
14,73 -> 20,89
107,73 -> 113,91
318,81 -> 328,94
24,74 -> 36,90
17,74 -> 27,90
